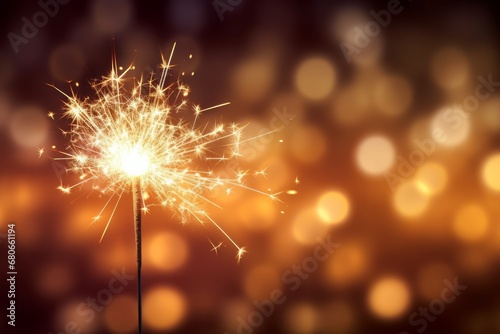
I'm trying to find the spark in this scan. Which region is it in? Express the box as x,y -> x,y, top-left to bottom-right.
38,148 -> 44,158
209,240 -> 223,254
254,168 -> 268,178
48,111 -> 55,119
295,176 -> 300,184
50,44 -> 280,259
237,247 -> 247,263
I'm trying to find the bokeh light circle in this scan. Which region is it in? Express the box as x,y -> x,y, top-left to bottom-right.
232,57 -> 275,103
453,204 -> 489,242
9,106 -> 49,148
292,208 -> 328,244
393,181 -> 429,218
294,56 -> 336,101
415,162 -> 448,195
481,152 -> 500,191
147,232 -> 188,271
368,276 -> 410,319
143,287 -> 187,330
430,106 -> 470,147
355,135 -> 395,175
316,191 -> 350,225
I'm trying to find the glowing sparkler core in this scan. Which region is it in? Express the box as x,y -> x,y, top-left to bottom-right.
113,143 -> 151,177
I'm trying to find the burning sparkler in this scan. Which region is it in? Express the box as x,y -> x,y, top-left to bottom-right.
48,43 -> 282,333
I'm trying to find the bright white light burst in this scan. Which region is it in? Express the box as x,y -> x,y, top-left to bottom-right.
50,44 -> 280,261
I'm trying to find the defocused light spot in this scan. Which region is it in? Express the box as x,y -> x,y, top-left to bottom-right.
453,204 -> 489,242
417,263 -> 456,300
292,208 -> 328,244
284,303 -> 319,334
374,75 -> 413,116
393,181 -> 429,218
294,57 -> 336,101
49,45 -> 85,81
430,47 -> 470,90
316,191 -> 350,225
481,153 -> 500,192
147,232 -> 188,271
233,57 -> 275,103
431,106 -> 470,147
104,295 -> 137,333
415,162 -> 448,195
9,106 -> 49,148
143,287 -> 187,330
244,264 -> 281,300
355,135 -> 395,175
324,243 -> 368,287
92,0 -> 132,34
289,124 -> 327,164
368,277 -> 410,319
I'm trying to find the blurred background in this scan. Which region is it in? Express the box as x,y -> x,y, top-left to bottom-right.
1,0 -> 500,333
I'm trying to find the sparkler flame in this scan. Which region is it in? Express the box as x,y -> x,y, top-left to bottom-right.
50,43 -> 280,261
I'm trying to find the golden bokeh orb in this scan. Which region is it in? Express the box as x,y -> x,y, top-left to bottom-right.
368,277 -> 411,319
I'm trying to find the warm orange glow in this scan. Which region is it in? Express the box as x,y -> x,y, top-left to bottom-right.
143,287 -> 187,330
481,152 -> 500,191
393,181 -> 429,218
453,204 -> 489,242
294,57 -> 336,100
415,162 -> 448,195
147,232 -> 189,271
368,277 -> 410,319
356,135 -> 395,175
316,191 -> 350,225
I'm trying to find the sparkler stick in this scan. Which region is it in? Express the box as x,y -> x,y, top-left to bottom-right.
131,177 -> 142,333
